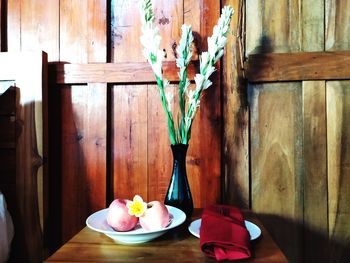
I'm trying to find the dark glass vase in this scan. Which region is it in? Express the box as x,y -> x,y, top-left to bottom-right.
164,144 -> 193,218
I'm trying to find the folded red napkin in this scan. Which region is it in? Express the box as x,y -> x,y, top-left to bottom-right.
200,205 -> 251,261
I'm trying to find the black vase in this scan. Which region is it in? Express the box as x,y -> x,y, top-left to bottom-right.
164,144 -> 193,218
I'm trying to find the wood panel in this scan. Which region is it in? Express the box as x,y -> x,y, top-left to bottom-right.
147,84 -> 174,202
300,2 -> 328,262
112,85 -> 148,200
247,1 -> 304,262
59,0 -> 107,243
53,62 -> 196,84
222,0 -> 249,208
246,51 -> 350,82
246,0 -> 301,54
327,82 -> 350,262
250,83 -> 303,262
302,81 -> 328,263
21,0 -> 59,61
146,0 -> 182,203
111,0 -> 181,205
7,0 -> 21,51
187,0 -> 221,208
326,1 -> 350,261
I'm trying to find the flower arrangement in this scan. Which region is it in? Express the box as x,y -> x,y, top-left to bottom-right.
140,0 -> 234,145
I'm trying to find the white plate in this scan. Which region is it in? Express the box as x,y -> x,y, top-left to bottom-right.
86,205 -> 186,244
188,219 -> 261,241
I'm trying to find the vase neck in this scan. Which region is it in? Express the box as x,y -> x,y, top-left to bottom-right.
171,144 -> 188,161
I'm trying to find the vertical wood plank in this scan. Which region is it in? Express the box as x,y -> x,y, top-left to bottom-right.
147,84 -> 174,202
221,0 -> 249,208
60,0 -> 107,243
250,83 -> 303,263
327,83 -> 350,261
302,81 -> 329,263
247,1 -> 304,262
300,1 -> 328,262
325,0 -> 350,51
187,0 -> 221,208
111,0 -> 181,62
142,1 -> 182,203
7,0 -> 21,51
326,1 -> 350,261
112,85 -> 148,200
301,0 -> 325,52
20,0 -> 59,61
246,0 -> 301,54
7,0 -> 59,257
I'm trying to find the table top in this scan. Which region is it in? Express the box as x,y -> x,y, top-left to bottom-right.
45,209 -> 288,263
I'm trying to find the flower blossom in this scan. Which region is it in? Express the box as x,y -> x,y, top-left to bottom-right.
127,195 -> 148,217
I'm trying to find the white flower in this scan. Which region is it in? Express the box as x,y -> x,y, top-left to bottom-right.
151,60 -> 162,79
199,52 -> 211,74
165,91 -> 173,112
205,64 -> 216,79
176,57 -> 185,68
194,74 -> 205,88
207,36 -> 217,59
203,79 -> 212,90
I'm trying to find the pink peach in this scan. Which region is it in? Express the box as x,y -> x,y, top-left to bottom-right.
139,201 -> 170,231
107,199 -> 138,231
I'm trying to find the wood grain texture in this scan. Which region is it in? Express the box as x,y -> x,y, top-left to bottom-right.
188,0 -> 221,208
302,0 -> 325,51
250,83 -> 303,263
21,0 -> 59,61
326,1 -> 350,261
7,0 -> 21,51
246,51 -> 350,82
246,0 -> 301,54
327,81 -> 350,262
325,0 -> 350,51
111,0 -> 182,62
147,84 -> 174,203
221,0 -> 249,208
300,2 -> 328,262
59,0 -> 107,243
53,62 -> 197,84
247,1 -> 304,262
302,81 -> 329,263
112,85 -> 148,200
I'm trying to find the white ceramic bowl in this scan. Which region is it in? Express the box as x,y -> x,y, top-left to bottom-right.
86,205 -> 186,244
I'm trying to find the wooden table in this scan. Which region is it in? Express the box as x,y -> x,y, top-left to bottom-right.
45,210 -> 288,262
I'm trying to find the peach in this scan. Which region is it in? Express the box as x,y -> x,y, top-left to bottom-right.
107,199 -> 138,231
139,201 -> 170,231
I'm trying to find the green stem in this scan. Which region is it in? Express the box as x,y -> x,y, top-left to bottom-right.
155,76 -> 176,144
178,70 -> 187,141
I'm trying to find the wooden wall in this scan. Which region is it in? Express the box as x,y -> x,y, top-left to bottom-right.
3,0 -> 221,253
244,0 -> 350,262
2,0 -> 350,262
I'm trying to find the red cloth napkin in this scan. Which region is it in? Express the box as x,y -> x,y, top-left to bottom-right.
199,205 -> 251,261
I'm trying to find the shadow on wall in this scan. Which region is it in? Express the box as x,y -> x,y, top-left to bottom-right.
258,213 -> 350,263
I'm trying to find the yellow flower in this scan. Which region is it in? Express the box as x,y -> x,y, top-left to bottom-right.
127,195 -> 147,217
